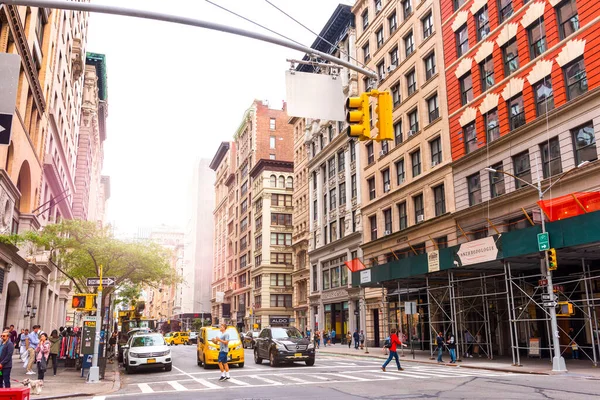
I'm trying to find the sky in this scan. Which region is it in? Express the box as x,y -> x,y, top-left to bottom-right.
86,0 -> 354,236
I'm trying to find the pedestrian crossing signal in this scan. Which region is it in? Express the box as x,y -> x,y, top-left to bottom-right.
547,248 -> 558,270
72,294 -> 95,310
557,301 -> 574,316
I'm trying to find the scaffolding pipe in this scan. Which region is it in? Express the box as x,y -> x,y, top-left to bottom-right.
505,262 -> 518,366
508,264 -> 522,366
583,259 -> 598,367
449,271 -> 459,362
483,274 -> 494,359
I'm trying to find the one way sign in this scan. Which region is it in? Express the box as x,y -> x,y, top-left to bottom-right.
86,277 -> 116,287
0,54 -> 21,146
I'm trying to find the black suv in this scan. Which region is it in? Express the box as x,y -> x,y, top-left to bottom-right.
253,327 -> 315,367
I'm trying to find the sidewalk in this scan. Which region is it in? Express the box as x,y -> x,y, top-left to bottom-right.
316,343 -> 600,378
8,354 -> 121,399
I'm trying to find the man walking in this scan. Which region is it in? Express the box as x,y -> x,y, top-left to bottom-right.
447,333 -> 457,363
8,326 -> 16,345
380,328 -> 407,372
330,329 -> 336,345
213,323 -> 230,381
359,330 -> 365,349
436,332 -> 445,363
26,325 -> 41,374
464,330 -> 474,358
353,329 -> 360,349
0,330 -> 14,387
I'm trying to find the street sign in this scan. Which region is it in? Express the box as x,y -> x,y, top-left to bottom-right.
405,301 -> 417,315
537,232 -> 550,251
0,53 -> 21,145
86,277 -> 116,287
541,293 -> 555,301
538,279 -> 548,286
543,301 -> 558,308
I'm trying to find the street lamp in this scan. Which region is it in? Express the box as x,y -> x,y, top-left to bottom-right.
24,304 -> 32,318
484,159 -> 589,372
31,305 -> 37,319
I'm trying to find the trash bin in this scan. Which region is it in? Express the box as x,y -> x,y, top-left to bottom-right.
99,356 -> 107,380
0,387 -> 31,400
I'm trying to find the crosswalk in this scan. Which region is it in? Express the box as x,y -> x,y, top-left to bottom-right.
94,364 -> 509,398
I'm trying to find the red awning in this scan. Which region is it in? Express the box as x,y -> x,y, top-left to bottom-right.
537,192 -> 600,222
344,258 -> 366,272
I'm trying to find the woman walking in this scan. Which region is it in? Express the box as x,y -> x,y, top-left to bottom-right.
48,330 -> 60,376
35,332 -> 50,381
380,328 -> 406,372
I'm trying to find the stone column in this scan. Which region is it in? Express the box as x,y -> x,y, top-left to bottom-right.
37,284 -> 48,330
31,281 -> 41,327
57,298 -> 66,328
17,279 -> 30,330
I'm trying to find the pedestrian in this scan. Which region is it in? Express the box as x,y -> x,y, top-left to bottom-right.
359,330 -> 365,349
8,325 -> 17,345
331,329 -> 336,345
436,332 -> 445,363
380,328 -> 406,372
353,329 -> 360,349
464,330 -> 474,358
0,330 -> 14,388
213,323 -> 230,381
347,332 -> 352,348
474,332 -> 482,357
26,325 -> 41,374
49,330 -> 60,376
447,333 -> 457,363
108,332 -> 118,364
383,335 -> 390,355
314,330 -> 320,349
569,327 -> 579,359
35,332 -> 50,382
323,330 -> 329,346
19,329 -> 28,369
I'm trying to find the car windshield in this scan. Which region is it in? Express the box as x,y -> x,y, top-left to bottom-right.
252,332 -> 259,338
164,332 -> 173,337
207,328 -> 240,341
271,327 -> 303,339
131,335 -> 165,347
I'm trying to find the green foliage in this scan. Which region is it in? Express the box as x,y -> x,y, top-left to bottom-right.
192,318 -> 211,331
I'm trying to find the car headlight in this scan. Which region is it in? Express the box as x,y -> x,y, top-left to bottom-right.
129,352 -> 140,357
234,344 -> 242,350
308,343 -> 315,349
276,342 -> 286,350
208,343 -> 219,350
156,350 -> 170,356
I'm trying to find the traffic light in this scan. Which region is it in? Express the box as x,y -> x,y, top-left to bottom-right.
71,294 -> 95,310
374,90 -> 393,142
547,248 -> 558,270
557,301 -> 574,316
345,93 -> 371,141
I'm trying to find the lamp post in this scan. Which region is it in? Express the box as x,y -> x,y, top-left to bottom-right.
485,158 -> 589,372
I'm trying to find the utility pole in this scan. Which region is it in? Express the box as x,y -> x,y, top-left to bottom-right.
88,265 -> 103,383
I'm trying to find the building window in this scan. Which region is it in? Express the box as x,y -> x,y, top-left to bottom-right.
406,70 -> 416,96
460,73 -> 473,105
572,122 -> 597,164
489,162 -> 506,198
368,177 -> 376,200
352,210 -> 357,232
339,182 -> 346,206
269,154 -> 276,160
367,143 -> 374,164
256,216 -> 262,230
503,39 -> 519,76
328,125 -> 334,142
396,159 -> 405,184
436,236 -> 448,249
322,268 -> 330,290
427,95 -> 439,123
534,78 -> 554,116
480,56 -> 495,92
398,202 -> 407,230
386,11 -> 397,35
430,137 -> 442,166
270,118 -> 276,130
271,254 -> 293,265
381,140 -> 389,155
323,194 -> 327,214
456,25 -> 469,57
312,266 -> 318,292
513,152 -> 532,189
476,6 -> 490,41
411,150 -> 421,177
271,213 -> 292,226
394,120 -> 403,145
376,27 -> 384,48
402,0 -> 412,19
540,137 -> 562,178
270,294 -> 292,307
377,61 -> 386,80
255,235 -> 262,249
557,0 -> 579,39
464,123 -> 478,154
362,8 -> 369,30
375,0 -> 382,14
329,188 -> 336,210
528,20 -> 547,59
241,180 -> 248,196
382,168 -> 391,193
383,208 -> 392,233
454,0 -> 467,11
391,83 -> 400,106
337,151 -> 345,173
409,109 -> 419,133
414,194 -> 424,223
313,199 -> 317,220
351,174 -> 357,198
348,142 -> 355,164
270,233 -> 292,246
425,52 -> 436,80
328,157 -> 336,178
564,58 -> 588,100
422,13 -> 433,39
363,43 -> 371,63
485,108 -> 500,143
272,194 -> 292,206
508,95 -> 525,131
330,221 -> 337,242
269,136 -> 276,149
498,0 -> 513,23
369,215 -> 378,241
433,185 -> 446,216
404,32 -> 414,57
339,217 -> 345,239
467,173 -> 482,206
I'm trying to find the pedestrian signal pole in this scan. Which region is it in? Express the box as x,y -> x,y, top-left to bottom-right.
88,265 -> 103,383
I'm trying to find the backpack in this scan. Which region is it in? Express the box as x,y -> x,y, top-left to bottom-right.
383,337 -> 391,348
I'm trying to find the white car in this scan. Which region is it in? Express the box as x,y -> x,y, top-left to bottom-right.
123,332 -> 172,373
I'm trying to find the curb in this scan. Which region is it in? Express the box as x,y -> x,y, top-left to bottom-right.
37,361 -> 122,400
317,349 -> 550,376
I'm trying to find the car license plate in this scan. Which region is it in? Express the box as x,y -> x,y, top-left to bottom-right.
295,353 -> 302,357
147,358 -> 156,364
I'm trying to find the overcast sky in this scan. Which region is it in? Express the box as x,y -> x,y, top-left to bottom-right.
86,0 -> 353,236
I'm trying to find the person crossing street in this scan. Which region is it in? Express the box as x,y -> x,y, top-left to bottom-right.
214,323 -> 230,381
380,328 -> 407,372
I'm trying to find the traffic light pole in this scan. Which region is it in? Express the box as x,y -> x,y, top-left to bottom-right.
88,265 -> 103,383
0,0 -> 378,79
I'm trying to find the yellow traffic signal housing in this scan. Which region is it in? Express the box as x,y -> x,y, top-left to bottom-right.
374,91 -> 393,142
71,294 -> 96,310
557,301 -> 574,316
346,94 -> 371,141
547,248 -> 558,270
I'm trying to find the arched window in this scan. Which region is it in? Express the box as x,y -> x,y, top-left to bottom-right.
278,176 -> 285,188
270,175 -> 277,187
286,176 -> 293,189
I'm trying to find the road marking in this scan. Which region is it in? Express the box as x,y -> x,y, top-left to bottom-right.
363,372 -> 401,380
249,375 -> 282,385
312,375 -> 330,380
92,397 -> 106,400
172,365 -> 223,390
334,362 -> 357,366
326,373 -> 369,381
226,378 -> 250,386
285,375 -> 310,383
167,381 -> 188,391
138,383 -> 153,393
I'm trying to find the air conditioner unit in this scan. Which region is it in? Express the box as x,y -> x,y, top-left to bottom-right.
376,3 -> 382,11
408,130 -> 415,137
379,150 -> 387,156
384,183 -> 390,192
417,214 -> 425,223
384,230 -> 391,236
380,72 -> 386,80
432,160 -> 439,167
387,65 -> 397,72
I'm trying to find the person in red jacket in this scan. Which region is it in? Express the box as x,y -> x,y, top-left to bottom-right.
381,328 -> 407,372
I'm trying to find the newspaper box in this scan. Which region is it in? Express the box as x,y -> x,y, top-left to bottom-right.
0,387 -> 31,400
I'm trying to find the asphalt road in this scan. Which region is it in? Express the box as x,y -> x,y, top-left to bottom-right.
86,345 -> 600,399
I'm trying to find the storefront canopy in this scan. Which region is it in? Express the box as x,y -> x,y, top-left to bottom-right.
538,191 -> 600,222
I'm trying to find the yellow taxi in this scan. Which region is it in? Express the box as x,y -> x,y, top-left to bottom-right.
164,331 -> 190,346
196,325 -> 244,368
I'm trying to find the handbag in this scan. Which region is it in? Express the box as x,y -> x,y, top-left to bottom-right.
38,354 -> 47,372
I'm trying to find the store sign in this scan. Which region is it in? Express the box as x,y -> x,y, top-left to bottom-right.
456,236 -> 498,266
427,250 -> 440,273
360,269 -> 371,284
269,316 -> 290,326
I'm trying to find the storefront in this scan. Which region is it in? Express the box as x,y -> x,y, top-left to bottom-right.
324,302 -> 349,341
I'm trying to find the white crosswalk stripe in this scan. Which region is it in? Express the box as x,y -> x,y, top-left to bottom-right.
168,381 -> 188,391
326,372 -> 369,381
285,375 -> 312,383
137,383 -> 153,393
227,377 -> 250,386
193,378 -> 222,389
249,375 -> 283,385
